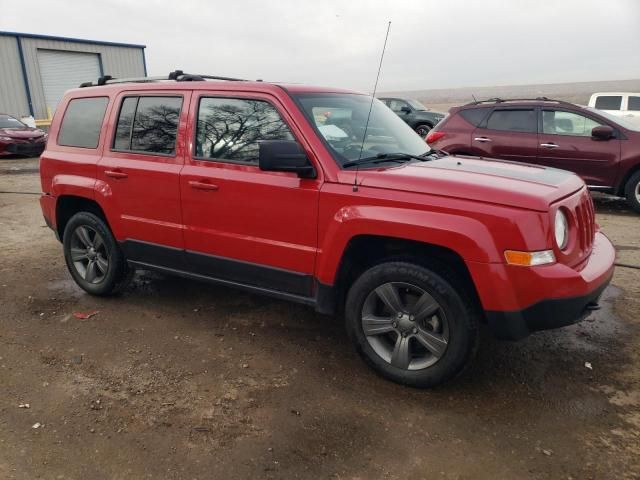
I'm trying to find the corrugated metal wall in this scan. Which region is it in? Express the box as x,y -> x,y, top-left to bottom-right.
0,34 -> 145,119
0,36 -> 30,118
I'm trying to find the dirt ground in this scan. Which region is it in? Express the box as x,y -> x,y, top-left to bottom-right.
1,158 -> 639,480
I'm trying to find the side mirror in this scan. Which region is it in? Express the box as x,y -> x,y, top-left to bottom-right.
259,140 -> 316,178
400,106 -> 412,114
592,125 -> 614,140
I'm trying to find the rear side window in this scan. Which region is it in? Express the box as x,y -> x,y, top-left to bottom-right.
113,96 -> 183,155
58,97 -> 109,148
195,97 -> 294,164
486,109 -> 536,133
594,95 -> 622,110
459,108 -> 490,126
628,96 -> 640,111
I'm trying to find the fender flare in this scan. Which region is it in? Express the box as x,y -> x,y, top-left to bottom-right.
315,205 -> 500,285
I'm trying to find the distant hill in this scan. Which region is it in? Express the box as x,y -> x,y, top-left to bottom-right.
380,78 -> 640,112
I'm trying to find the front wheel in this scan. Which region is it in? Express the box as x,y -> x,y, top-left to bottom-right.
415,124 -> 432,138
345,262 -> 478,388
62,212 -> 132,296
624,171 -> 640,214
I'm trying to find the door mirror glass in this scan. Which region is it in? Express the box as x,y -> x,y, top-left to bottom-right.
400,106 -> 412,114
258,140 -> 316,178
591,125 -> 614,140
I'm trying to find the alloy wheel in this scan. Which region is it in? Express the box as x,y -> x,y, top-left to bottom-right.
69,225 -> 109,284
361,281 -> 449,370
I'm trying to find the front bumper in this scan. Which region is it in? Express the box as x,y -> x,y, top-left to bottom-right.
469,231 -> 615,340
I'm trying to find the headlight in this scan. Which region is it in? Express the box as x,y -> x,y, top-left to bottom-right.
554,209 -> 569,250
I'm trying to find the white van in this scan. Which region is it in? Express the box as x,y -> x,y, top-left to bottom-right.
588,92 -> 640,126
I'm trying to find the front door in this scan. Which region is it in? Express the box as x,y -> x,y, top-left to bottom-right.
179,92 -> 321,298
537,109 -> 620,187
97,92 -> 190,268
469,108 -> 539,162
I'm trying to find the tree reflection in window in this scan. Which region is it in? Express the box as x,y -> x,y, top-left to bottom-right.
196,98 -> 294,164
113,96 -> 182,154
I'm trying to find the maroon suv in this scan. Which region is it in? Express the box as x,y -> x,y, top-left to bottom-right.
427,98 -> 640,212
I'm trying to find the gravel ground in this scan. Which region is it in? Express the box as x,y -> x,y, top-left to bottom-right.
1,158 -> 639,479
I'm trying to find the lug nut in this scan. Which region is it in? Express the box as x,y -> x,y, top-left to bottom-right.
392,321 -> 398,328
412,327 -> 418,334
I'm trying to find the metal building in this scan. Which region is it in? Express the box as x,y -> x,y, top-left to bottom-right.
0,31 -> 146,122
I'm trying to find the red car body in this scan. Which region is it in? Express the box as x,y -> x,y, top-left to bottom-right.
0,114 -> 47,157
40,82 -> 614,342
427,99 -> 640,211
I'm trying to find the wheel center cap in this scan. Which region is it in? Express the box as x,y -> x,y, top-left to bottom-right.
397,313 -> 414,332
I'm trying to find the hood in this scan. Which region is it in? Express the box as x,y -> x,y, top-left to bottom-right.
338,155 -> 584,212
0,127 -> 45,139
415,111 -> 445,120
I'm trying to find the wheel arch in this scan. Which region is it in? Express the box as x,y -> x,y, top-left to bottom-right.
55,195 -> 110,241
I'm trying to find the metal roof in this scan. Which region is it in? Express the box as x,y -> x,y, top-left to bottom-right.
0,31 -> 146,49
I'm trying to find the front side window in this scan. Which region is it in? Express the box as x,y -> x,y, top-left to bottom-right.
58,97 -> 109,148
628,96 -> 640,111
293,93 -> 430,166
486,109 -> 536,133
594,95 -> 622,110
113,96 -> 182,154
195,97 -> 294,164
542,110 -> 603,136
388,99 -> 410,113
0,115 -> 26,129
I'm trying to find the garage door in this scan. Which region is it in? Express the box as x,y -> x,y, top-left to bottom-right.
37,50 -> 101,113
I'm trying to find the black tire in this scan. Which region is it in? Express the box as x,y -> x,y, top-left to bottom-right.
345,262 -> 478,388
415,124 -> 432,138
624,171 -> 640,214
62,212 -> 132,296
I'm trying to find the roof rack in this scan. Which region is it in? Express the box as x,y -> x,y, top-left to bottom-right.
465,97 -> 576,107
79,69 -> 248,88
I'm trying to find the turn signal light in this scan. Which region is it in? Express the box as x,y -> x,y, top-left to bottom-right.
426,131 -> 445,143
504,250 -> 556,266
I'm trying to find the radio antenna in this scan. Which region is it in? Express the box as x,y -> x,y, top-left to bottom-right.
354,20 -> 391,192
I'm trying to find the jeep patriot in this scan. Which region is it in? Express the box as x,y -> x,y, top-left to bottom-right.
39,71 -> 615,387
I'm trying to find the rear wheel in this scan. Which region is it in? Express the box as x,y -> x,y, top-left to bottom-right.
345,262 -> 478,388
415,124 -> 432,138
624,171 -> 640,213
62,212 -> 132,296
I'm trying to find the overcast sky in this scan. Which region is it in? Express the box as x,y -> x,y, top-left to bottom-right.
2,0 -> 639,92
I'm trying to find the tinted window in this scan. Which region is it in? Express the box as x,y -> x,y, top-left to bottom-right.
195,98 -> 294,164
459,108 -> 490,126
58,97 -> 109,148
486,109 -> 536,133
594,95 -> 622,110
542,110 -> 603,136
628,96 -> 640,111
113,97 -> 137,150
113,96 -> 182,154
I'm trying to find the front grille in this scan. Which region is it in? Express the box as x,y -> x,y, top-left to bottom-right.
6,142 -> 45,155
574,191 -> 595,255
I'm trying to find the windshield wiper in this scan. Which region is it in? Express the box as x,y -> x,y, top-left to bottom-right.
343,152 -> 431,168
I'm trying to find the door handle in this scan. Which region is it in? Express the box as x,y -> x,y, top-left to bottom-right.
104,170 -> 128,179
540,143 -> 559,149
473,137 -> 491,143
189,180 -> 219,191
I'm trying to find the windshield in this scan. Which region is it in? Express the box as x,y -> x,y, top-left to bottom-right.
406,99 -> 428,111
293,93 -> 430,167
586,107 -> 640,132
0,115 -> 26,129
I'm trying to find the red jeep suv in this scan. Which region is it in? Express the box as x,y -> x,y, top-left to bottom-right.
39,73 -> 615,387
427,98 -> 640,213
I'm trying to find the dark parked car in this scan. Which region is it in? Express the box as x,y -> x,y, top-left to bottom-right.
0,114 -> 47,157
378,97 -> 445,137
427,98 -> 640,212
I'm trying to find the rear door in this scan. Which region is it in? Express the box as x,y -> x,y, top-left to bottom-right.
469,108 -> 538,162
179,91 -> 322,298
536,108 -> 620,187
97,91 -> 190,268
